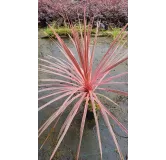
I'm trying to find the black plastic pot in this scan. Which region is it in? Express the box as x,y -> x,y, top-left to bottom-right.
86,110 -> 95,120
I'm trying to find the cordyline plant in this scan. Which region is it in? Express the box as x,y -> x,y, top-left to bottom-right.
38,10 -> 128,160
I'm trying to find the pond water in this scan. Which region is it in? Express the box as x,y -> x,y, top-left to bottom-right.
38,35 -> 128,160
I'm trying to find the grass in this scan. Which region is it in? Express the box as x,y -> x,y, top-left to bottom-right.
41,25 -> 127,40
44,27 -> 71,36
110,28 -> 123,39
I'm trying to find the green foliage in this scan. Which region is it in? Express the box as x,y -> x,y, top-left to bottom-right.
110,28 -> 128,42
111,28 -> 122,39
88,101 -> 100,112
43,25 -> 125,39
44,27 -> 71,36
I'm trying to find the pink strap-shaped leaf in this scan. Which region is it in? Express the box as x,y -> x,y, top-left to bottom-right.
38,90 -> 78,111
49,93 -> 86,160
93,93 -> 124,160
101,108 -> 124,160
94,93 -> 128,134
76,95 -> 89,160
39,113 -> 62,150
102,72 -> 128,84
38,92 -> 82,137
97,88 -> 128,96
48,24 -> 85,79
57,92 -> 85,139
38,90 -> 67,101
89,91 -> 102,160
39,79 -> 80,87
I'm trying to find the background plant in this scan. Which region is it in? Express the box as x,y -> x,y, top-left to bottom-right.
38,0 -> 128,28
